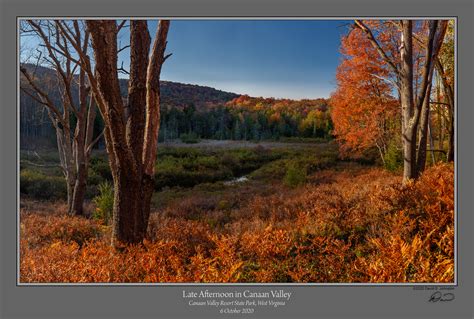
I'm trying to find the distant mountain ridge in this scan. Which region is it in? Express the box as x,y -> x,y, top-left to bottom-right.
21,63 -> 240,111
160,81 -> 240,110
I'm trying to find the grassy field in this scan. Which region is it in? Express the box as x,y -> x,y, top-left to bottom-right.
19,141 -> 454,283
20,141 -> 340,202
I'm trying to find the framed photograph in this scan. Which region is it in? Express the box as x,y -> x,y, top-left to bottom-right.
1,0 -> 473,318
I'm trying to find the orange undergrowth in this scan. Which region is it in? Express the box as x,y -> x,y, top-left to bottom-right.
20,163 -> 454,283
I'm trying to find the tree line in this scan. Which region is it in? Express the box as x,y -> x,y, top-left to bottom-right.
160,96 -> 331,141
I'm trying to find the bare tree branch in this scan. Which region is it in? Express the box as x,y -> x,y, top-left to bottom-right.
163,52 -> 173,62
369,72 -> 401,90
20,67 -> 65,123
27,20 -> 80,118
118,61 -> 130,75
117,20 -> 128,32
117,44 -> 130,54
86,129 -> 105,154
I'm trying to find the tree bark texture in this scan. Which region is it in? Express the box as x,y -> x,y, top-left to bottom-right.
354,19 -> 447,182
86,20 -> 170,245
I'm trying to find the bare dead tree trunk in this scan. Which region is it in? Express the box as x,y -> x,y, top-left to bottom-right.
404,20 -> 437,179
20,20 -> 99,216
435,59 -> 455,162
398,21 -> 419,181
415,21 -> 448,174
58,126 -> 77,212
71,67 -> 96,216
85,20 -> 170,246
428,121 -> 436,163
416,82 -> 432,172
435,73 -> 443,162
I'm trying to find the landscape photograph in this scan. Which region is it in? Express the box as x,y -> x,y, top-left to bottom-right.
18,18 -> 455,283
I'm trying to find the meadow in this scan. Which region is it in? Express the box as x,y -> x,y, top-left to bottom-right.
19,141 -> 454,283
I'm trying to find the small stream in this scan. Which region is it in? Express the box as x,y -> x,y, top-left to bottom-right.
223,176 -> 249,186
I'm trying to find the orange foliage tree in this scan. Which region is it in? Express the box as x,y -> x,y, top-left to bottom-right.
330,24 -> 399,163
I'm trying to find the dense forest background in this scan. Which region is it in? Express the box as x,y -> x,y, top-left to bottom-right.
20,63 -> 332,149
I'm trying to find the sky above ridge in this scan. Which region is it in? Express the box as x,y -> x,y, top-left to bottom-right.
122,20 -> 351,99
21,19 -> 353,99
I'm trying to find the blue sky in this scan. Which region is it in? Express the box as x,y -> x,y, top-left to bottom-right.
118,20 -> 351,99
21,20 -> 352,99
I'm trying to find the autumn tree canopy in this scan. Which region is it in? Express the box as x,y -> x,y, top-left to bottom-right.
331,20 -> 450,179
330,22 -> 399,162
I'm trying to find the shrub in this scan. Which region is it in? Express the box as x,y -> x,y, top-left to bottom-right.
158,147 -> 204,159
220,153 -> 240,172
87,170 -> 103,186
383,140 -> 403,172
90,157 -> 112,180
20,169 -> 67,200
283,162 -> 307,187
250,159 -> 288,180
92,181 -> 114,225
20,212 -> 103,247
154,155 -> 234,190
190,156 -> 220,170
180,132 -> 200,144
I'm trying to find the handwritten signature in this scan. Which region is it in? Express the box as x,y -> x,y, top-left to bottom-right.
428,291 -> 455,303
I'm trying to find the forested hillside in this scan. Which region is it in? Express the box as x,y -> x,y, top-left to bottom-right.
20,63 -> 332,148
20,63 -> 239,148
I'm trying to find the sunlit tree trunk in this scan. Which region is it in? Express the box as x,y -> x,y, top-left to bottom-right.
355,19 -> 447,182
86,20 -> 170,245
416,82 -> 432,173
398,21 -> 418,180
